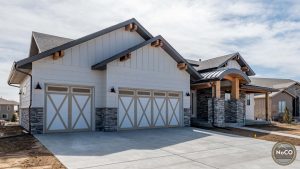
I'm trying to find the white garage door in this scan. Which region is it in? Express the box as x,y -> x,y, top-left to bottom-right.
118,89 -> 181,129
45,85 -> 93,133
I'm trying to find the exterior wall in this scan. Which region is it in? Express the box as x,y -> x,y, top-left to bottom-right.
254,97 -> 272,120
285,84 -> 300,117
106,44 -> 191,110
0,105 -> 15,120
271,92 -> 293,117
31,28 -> 144,110
245,94 -> 255,120
20,75 -> 31,108
226,60 -> 241,69
19,107 -> 43,134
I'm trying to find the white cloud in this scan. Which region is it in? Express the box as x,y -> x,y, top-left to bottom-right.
0,0 -> 300,101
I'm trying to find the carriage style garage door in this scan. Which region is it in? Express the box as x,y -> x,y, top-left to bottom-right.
45,85 -> 93,133
118,89 -> 182,129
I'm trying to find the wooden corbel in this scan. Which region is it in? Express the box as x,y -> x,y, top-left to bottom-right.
125,23 -> 138,32
151,39 -> 163,47
52,50 -> 64,60
177,63 -> 187,70
120,53 -> 131,62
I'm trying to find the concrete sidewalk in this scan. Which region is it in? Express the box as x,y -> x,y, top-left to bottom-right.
236,126 -> 300,139
35,128 -> 300,169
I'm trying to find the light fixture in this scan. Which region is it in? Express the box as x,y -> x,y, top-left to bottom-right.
35,82 -> 42,90
110,87 -> 116,93
186,92 -> 190,96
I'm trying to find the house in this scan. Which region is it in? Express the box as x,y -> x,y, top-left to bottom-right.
249,77 -> 300,121
7,18 -> 274,134
0,98 -> 18,121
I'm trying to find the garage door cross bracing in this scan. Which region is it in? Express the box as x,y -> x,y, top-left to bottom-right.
45,85 -> 93,133
118,89 -> 182,129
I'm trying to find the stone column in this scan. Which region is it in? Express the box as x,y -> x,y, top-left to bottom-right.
95,108 -> 118,132
208,98 -> 225,127
183,108 -> 191,127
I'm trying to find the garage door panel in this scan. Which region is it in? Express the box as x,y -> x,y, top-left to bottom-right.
153,98 -> 167,127
46,94 -> 68,131
137,97 -> 151,128
72,95 -> 91,130
168,98 -> 180,126
119,96 -> 134,128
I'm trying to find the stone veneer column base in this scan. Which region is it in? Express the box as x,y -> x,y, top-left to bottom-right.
96,108 -> 118,132
208,98 -> 225,127
183,108 -> 191,127
20,107 -> 44,134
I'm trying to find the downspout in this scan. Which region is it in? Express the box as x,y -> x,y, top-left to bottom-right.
10,62 -> 32,134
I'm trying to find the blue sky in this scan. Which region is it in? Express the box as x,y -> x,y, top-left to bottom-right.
0,0 -> 300,101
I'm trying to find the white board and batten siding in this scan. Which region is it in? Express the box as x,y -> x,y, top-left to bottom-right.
106,44 -> 190,109
245,94 -> 255,120
20,75 -> 31,108
31,28 -> 145,109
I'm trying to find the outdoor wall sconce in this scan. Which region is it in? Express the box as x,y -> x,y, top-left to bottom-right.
110,87 -> 116,93
18,90 -> 22,95
186,92 -> 190,96
35,82 -> 42,90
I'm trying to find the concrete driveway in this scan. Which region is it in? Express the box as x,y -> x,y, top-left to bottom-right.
35,128 -> 300,169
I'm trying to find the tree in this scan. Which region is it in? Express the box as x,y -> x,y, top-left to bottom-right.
282,107 -> 292,124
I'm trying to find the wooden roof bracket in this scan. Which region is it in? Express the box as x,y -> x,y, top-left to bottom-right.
120,53 -> 131,62
151,39 -> 163,47
125,23 -> 138,32
177,62 -> 187,70
52,50 -> 64,60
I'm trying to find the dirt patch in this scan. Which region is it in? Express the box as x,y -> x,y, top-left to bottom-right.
247,122 -> 300,136
202,127 -> 300,146
0,126 -> 66,169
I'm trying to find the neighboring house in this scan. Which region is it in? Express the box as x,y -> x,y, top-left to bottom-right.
0,98 -> 18,121
250,77 -> 300,121
7,18 -> 273,134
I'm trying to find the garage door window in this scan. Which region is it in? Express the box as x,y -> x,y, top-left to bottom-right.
47,86 -> 68,93
154,92 -> 166,97
119,90 -> 134,95
72,88 -> 91,94
137,91 -> 151,96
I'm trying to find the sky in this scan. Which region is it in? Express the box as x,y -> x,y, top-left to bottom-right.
1,0 -> 300,101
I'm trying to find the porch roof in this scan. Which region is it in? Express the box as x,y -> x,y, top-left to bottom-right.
240,84 -> 278,93
192,68 -> 251,84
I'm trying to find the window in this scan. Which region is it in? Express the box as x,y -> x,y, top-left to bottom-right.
225,93 -> 231,101
278,101 -> 286,113
2,114 -> 8,119
7,106 -> 10,111
246,94 -> 251,106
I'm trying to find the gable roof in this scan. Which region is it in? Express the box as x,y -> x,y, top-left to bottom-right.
32,32 -> 73,54
0,98 -> 18,105
250,77 -> 298,89
194,52 -> 255,76
92,36 -> 202,79
16,18 -> 153,69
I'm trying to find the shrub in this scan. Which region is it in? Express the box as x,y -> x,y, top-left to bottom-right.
11,113 -> 17,122
282,107 -> 292,124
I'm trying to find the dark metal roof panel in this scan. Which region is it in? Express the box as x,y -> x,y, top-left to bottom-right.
193,68 -> 251,83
